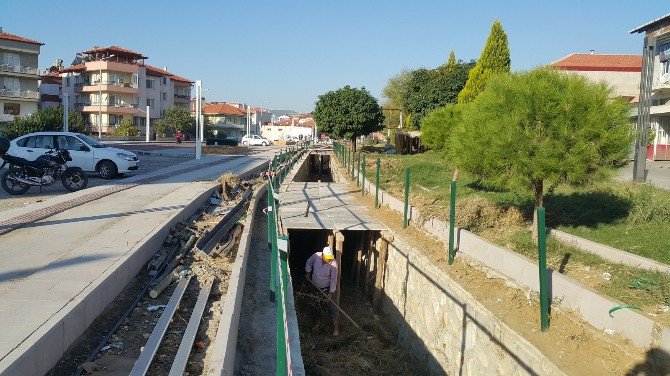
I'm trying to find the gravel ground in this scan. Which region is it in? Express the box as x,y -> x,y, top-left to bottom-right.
0,155 -> 186,213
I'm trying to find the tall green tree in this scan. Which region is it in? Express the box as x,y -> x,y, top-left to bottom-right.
313,85 -> 384,149
3,106 -> 84,139
402,59 -> 474,128
457,19 -> 511,104
155,105 -> 195,137
420,103 -> 464,152
451,68 -> 633,238
382,70 -> 412,129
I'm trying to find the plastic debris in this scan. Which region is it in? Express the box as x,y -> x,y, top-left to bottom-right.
101,342 -> 123,351
210,197 -> 222,205
604,329 -> 615,335
608,305 -> 641,317
602,272 -> 612,281
147,305 -> 167,312
657,305 -> 670,313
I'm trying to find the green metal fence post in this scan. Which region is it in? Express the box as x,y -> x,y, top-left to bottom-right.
375,158 -> 380,208
361,153 -> 366,196
269,186 -> 277,301
356,151 -> 361,187
351,147 -> 356,180
403,167 -> 410,229
448,180 -> 457,265
537,207 -> 549,332
276,235 -> 289,375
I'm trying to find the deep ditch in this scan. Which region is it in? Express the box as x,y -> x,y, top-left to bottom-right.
47,174 -> 256,376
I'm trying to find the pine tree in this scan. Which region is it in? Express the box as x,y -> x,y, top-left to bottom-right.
457,20 -> 510,104
437,51 -> 457,74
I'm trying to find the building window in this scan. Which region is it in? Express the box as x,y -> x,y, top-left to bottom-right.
109,115 -> 118,126
162,77 -> 167,85
65,77 -> 71,87
146,98 -> 155,108
3,103 -> 20,115
146,79 -> 155,89
3,77 -> 20,91
3,53 -> 20,66
162,92 -> 167,100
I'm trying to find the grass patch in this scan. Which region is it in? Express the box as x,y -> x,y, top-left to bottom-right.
495,228 -> 670,309
358,150 -> 670,265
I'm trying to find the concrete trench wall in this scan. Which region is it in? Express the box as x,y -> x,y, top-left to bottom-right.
381,235 -> 566,375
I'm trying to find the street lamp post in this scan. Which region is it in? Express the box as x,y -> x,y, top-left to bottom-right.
63,93 -> 69,132
195,80 -> 202,160
145,105 -> 150,143
98,68 -> 102,139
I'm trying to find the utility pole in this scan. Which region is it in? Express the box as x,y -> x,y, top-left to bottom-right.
145,105 -> 150,143
247,106 -> 251,138
63,93 -> 69,132
195,80 -> 202,160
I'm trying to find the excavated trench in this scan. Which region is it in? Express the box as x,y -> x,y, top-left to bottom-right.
286,152 -> 426,376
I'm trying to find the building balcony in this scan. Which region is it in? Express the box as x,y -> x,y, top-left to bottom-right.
0,88 -> 39,101
0,63 -> 40,76
84,61 -> 140,74
82,102 -> 140,115
650,103 -> 670,116
174,93 -> 190,103
75,81 -> 139,94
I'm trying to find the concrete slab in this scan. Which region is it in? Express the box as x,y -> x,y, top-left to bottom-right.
0,151 -> 273,375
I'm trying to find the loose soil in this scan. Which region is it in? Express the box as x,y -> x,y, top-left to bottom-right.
293,279 -> 423,375
333,158 -> 661,376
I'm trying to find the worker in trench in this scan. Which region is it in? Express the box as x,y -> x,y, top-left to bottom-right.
305,246 -> 340,337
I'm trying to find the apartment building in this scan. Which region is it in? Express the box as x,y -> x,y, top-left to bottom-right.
261,114 -> 315,141
60,46 -> 192,134
551,53 -> 642,98
631,14 -> 670,162
0,27 -> 43,123
39,74 -> 62,109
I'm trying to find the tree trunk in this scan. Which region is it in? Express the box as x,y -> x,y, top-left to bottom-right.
532,179 -> 544,244
352,137 -> 357,152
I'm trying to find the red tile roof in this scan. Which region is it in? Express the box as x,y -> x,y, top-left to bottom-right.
551,54 -> 642,72
203,103 -> 247,116
40,75 -> 62,85
83,45 -> 148,59
142,64 -> 193,83
58,64 -> 86,73
0,31 -> 44,45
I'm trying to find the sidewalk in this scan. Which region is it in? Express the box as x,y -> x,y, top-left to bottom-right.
0,153 -> 272,375
618,160 -> 670,190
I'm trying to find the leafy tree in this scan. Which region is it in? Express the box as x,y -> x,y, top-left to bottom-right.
458,20 -> 511,104
3,106 -> 84,139
313,85 -> 384,149
451,68 -> 633,238
402,59 -> 474,128
158,106 -> 195,136
111,119 -> 140,137
420,104 -> 464,151
382,70 -> 413,129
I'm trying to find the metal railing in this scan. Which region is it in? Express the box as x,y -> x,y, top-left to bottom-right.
0,88 -> 39,99
0,63 -> 39,75
75,81 -> 139,88
87,101 -> 139,108
267,143 -> 309,376
174,93 -> 190,99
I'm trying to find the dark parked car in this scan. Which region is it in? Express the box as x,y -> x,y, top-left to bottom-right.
206,137 -> 239,146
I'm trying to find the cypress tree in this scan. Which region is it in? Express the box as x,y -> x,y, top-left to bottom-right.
457,20 -> 510,104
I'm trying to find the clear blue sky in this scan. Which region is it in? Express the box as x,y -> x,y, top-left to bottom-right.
1,1 -> 667,113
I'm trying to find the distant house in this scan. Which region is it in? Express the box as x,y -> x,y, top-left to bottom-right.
551,53 -> 642,98
39,74 -> 62,109
630,14 -> 670,162
0,27 -> 43,123
202,102 -> 247,140
261,114 -> 315,141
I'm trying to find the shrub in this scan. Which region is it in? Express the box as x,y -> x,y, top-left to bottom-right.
420,104 -> 463,152
111,119 -> 140,137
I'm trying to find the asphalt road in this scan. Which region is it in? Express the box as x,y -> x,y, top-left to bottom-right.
0,154 -> 185,213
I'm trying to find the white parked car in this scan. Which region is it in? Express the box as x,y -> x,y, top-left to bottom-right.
7,132 -> 139,179
241,134 -> 272,146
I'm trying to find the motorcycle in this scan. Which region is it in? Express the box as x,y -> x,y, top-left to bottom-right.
0,137 -> 88,195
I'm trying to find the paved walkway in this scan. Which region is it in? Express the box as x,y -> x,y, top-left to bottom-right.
618,160 -> 670,190
0,152 -> 273,375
